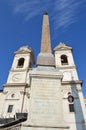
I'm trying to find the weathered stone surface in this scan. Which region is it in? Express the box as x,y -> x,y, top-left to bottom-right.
37,53 -> 55,66
37,13 -> 55,67
41,14 -> 51,53
29,70 -> 66,127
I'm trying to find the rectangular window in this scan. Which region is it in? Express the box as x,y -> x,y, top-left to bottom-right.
7,105 -> 13,113
69,104 -> 74,112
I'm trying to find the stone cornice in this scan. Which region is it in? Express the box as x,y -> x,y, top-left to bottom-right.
3,83 -> 28,87
62,80 -> 83,86
10,68 -> 33,72
30,73 -> 63,79
56,66 -> 76,69
22,124 -> 70,129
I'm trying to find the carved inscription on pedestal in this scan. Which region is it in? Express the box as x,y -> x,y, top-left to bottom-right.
30,78 -> 62,126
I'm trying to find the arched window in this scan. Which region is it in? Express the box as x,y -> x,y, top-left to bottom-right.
17,58 -> 25,68
61,55 -> 68,65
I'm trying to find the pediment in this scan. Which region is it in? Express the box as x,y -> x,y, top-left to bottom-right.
54,42 -> 72,51
14,46 -> 33,54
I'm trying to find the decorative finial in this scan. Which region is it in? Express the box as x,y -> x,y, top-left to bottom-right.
44,11 -> 48,15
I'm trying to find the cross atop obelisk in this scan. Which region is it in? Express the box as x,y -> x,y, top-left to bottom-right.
37,12 -> 55,66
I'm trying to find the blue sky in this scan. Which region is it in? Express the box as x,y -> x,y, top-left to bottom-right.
0,0 -> 86,97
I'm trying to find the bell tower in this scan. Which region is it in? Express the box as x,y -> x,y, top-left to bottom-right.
7,46 -> 34,84
1,46 -> 34,119
54,42 -> 86,130
54,43 -> 79,81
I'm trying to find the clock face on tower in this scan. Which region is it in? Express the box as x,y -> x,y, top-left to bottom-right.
12,73 -> 21,81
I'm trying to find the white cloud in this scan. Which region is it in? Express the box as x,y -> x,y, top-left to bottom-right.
9,0 -> 86,33
52,0 -> 86,30
10,0 -> 52,20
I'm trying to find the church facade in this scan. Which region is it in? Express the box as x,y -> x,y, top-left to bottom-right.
0,13 -> 86,130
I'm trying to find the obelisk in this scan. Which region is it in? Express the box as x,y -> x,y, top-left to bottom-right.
37,12 -> 55,66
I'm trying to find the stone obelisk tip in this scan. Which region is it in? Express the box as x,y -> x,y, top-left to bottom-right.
44,11 -> 48,15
